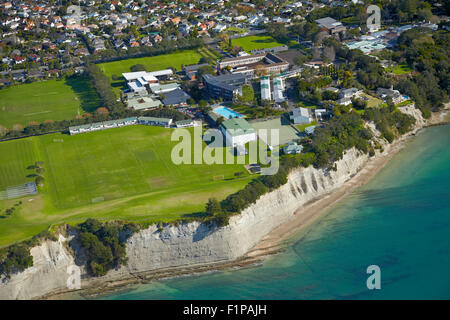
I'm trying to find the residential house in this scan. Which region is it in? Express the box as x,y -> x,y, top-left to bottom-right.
376,87 -> 406,105
283,142 -> 303,155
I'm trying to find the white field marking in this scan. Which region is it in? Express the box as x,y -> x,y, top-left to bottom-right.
32,92 -> 58,97
24,110 -> 52,116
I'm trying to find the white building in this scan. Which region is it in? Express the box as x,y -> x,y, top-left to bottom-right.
220,118 -> 257,147
123,70 -> 174,93
273,77 -> 285,103
261,76 -> 271,101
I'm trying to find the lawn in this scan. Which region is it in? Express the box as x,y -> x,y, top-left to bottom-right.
231,35 -> 286,52
225,27 -> 249,35
0,77 -> 101,129
97,48 -> 218,95
360,93 -> 383,108
385,64 -> 412,75
295,120 -> 318,132
0,125 -> 254,247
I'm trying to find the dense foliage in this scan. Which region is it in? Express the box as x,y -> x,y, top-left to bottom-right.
85,63 -> 125,116
394,30 -> 449,117
85,37 -> 204,64
0,244 -> 33,279
363,105 -> 417,141
74,219 -> 139,277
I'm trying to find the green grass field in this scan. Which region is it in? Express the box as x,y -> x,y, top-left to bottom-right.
0,125 -> 254,247
0,77 -> 101,129
231,35 -> 294,52
385,64 -> 412,75
98,49 -> 204,79
97,48 -> 220,95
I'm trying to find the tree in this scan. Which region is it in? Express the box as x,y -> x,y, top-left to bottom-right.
322,45 -> 335,62
12,124 -> 24,132
197,65 -> 215,79
351,97 -> 367,110
130,64 -> 147,72
0,125 -> 8,137
0,244 -> 33,278
199,100 -> 208,108
216,116 -> 225,126
294,53 -> 308,66
96,107 -> 110,116
206,198 -> 221,216
35,175 -> 44,186
239,85 -> 255,104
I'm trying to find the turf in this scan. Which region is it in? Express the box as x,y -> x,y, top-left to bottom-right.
97,48 -> 218,95
0,125 -> 253,247
295,120 -> 318,132
0,139 -> 39,190
360,93 -> 383,108
386,64 -> 412,75
0,77 -> 101,129
231,35 -> 286,52
98,50 -> 204,79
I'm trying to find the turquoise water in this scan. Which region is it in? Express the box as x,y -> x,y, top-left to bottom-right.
213,106 -> 243,119
100,125 -> 450,300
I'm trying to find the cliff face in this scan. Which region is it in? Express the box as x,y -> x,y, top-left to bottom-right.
0,105 -> 425,300
0,235 -> 75,300
119,146 -> 368,274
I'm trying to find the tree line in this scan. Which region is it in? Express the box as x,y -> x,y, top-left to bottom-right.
85,37 -> 204,65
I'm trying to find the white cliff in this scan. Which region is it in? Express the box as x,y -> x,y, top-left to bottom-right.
0,105 -> 428,299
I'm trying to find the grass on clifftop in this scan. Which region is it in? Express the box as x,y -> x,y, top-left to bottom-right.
0,125 -> 253,247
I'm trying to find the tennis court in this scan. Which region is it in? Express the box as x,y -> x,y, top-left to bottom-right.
250,117 -> 300,147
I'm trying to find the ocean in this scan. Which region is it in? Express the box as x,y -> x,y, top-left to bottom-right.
99,125 -> 450,300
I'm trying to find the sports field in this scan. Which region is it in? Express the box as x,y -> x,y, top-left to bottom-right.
0,125 -> 253,246
98,48 -> 220,94
231,35 -> 285,52
0,77 -> 101,129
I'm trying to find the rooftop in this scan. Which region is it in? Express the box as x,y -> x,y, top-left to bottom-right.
221,118 -> 256,137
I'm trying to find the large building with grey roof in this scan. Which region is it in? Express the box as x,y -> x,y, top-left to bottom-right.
202,73 -> 247,101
